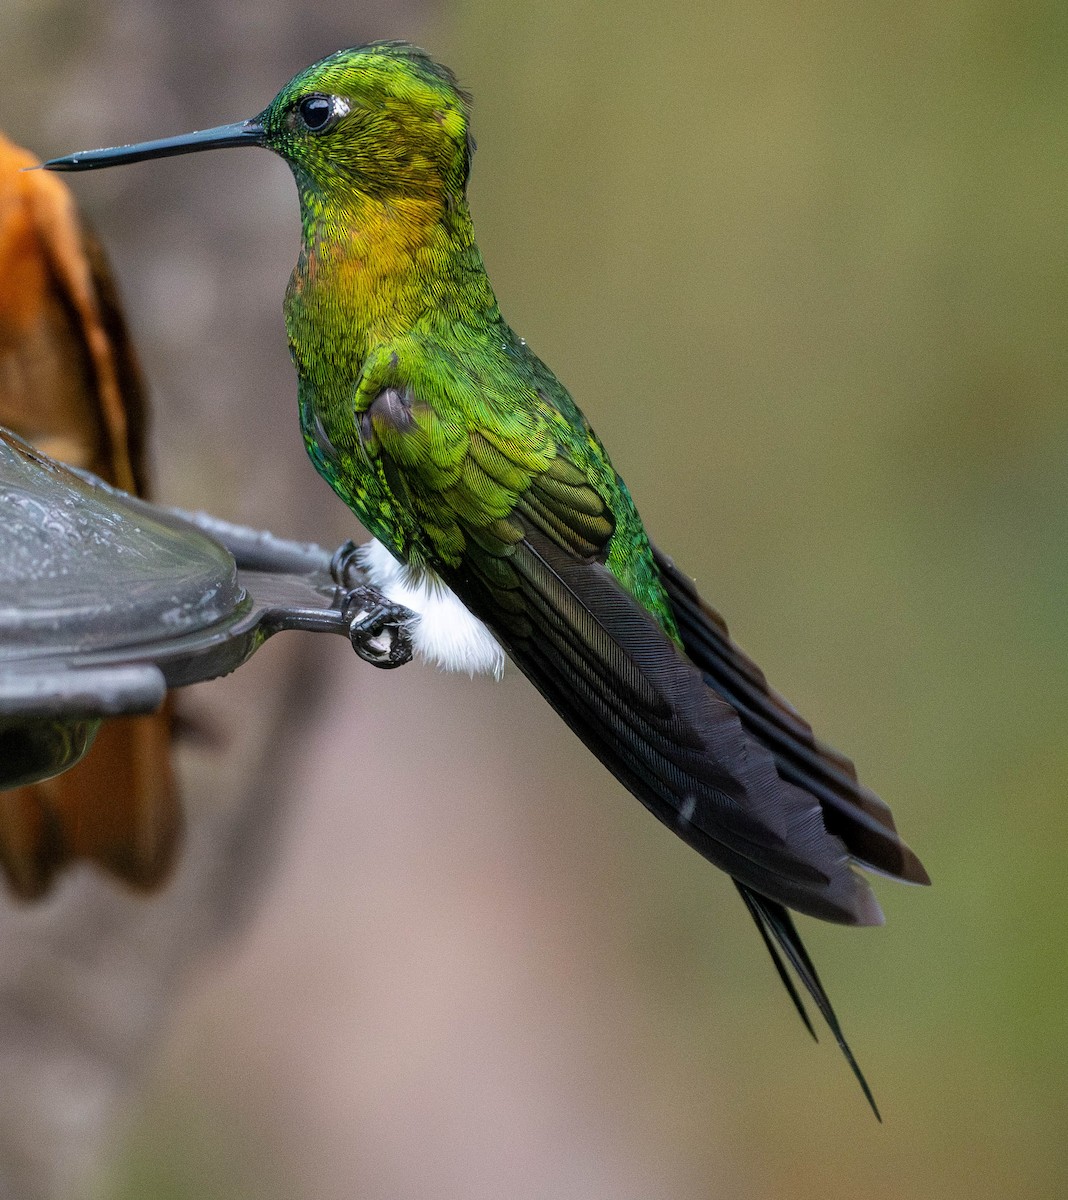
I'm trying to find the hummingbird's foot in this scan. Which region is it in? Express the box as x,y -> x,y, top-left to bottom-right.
342,586 -> 415,669
331,539 -> 415,667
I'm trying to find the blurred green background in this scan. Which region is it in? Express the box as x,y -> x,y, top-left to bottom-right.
3,1 -> 1068,1197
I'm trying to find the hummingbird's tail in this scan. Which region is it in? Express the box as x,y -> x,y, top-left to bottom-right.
736,881 -> 881,1120
651,545 -> 925,1117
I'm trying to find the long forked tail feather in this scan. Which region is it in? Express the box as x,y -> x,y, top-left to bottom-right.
736,882 -> 882,1121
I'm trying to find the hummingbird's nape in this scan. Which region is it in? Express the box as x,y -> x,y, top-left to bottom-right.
45,40 -> 927,1118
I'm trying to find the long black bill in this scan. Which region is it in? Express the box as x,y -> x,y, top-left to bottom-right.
42,119 -> 265,172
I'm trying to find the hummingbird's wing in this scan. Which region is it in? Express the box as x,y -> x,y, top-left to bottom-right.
364,390 -> 888,926
364,383 -> 922,1112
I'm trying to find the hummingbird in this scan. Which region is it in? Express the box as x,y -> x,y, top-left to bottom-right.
45,41 -> 928,1115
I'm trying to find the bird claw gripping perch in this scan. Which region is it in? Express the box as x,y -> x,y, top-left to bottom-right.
331,540 -> 415,669
344,589 -> 415,669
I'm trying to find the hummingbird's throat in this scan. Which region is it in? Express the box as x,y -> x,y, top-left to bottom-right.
293,187 -> 474,341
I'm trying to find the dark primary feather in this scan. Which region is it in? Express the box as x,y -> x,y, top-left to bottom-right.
450,516 -> 883,922
652,547 -> 930,889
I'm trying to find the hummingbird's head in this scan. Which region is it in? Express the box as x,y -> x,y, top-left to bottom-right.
44,42 -> 474,205
261,43 -> 474,204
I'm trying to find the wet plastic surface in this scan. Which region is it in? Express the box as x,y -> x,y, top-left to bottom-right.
0,431 -> 243,658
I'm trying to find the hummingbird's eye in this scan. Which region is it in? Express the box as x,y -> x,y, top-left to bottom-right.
297,94 -> 340,133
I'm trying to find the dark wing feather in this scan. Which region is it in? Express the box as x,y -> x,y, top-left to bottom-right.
652,547 -> 929,886
448,519 -> 884,927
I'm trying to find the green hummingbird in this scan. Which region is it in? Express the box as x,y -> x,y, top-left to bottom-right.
45,41 -> 928,1115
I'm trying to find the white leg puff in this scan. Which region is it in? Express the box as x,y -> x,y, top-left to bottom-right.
356,539 -> 506,680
